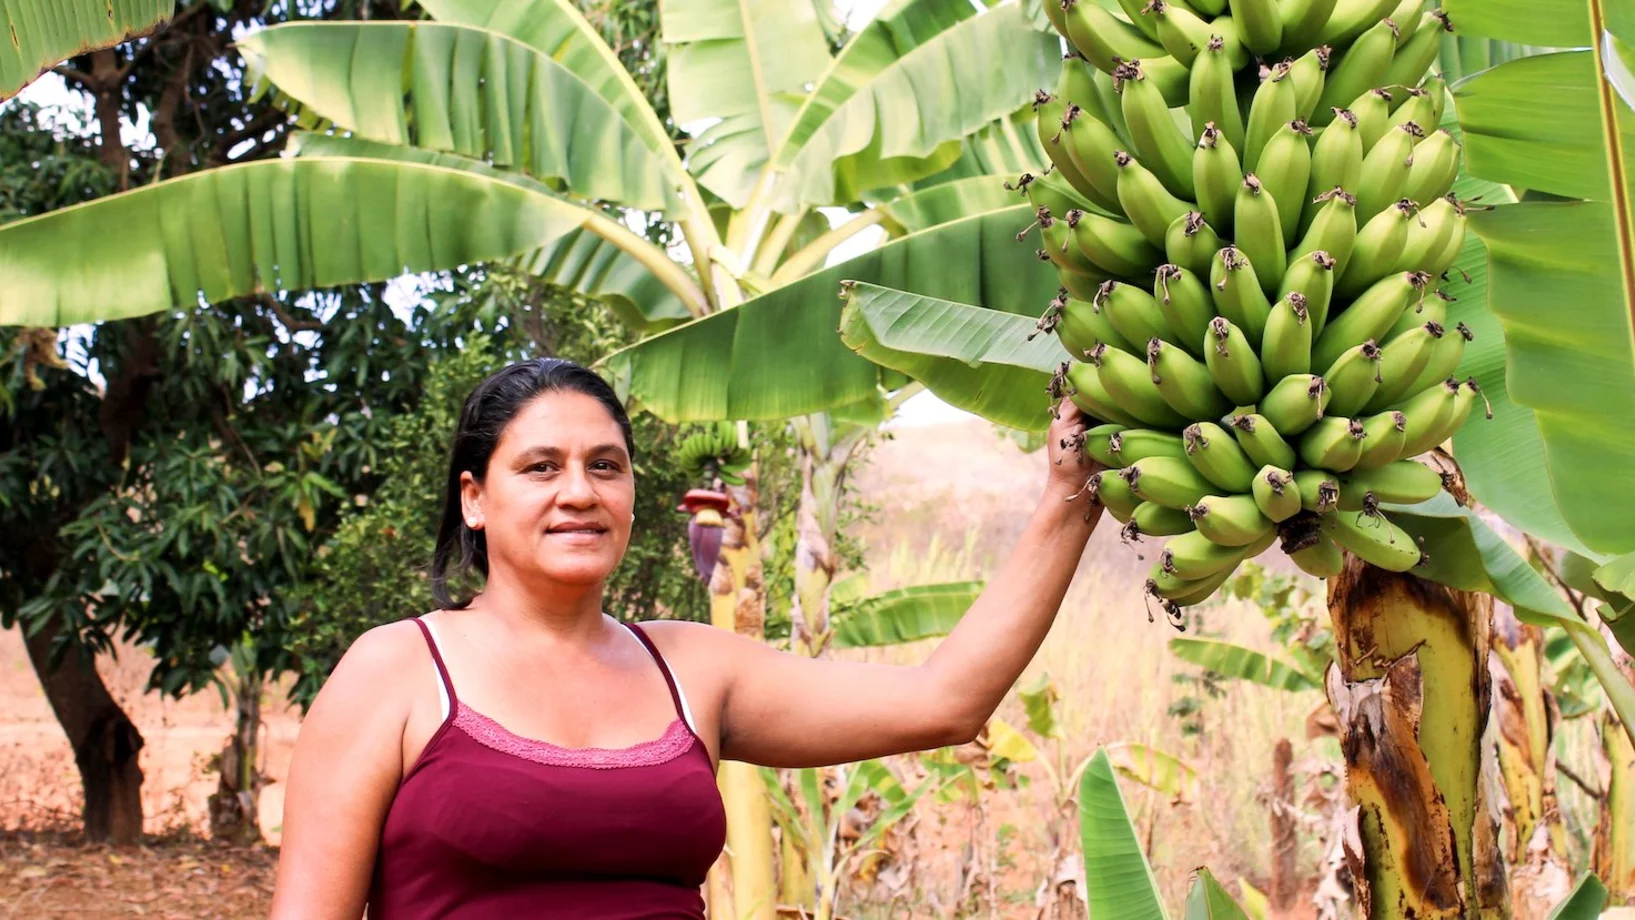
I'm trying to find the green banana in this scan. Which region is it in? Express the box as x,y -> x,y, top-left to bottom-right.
1165,212 -> 1224,280
1289,534 -> 1346,577
1163,530 -> 1251,579
1353,409 -> 1408,469
1148,563 -> 1225,603
1031,208 -> 1101,279
1088,343 -> 1191,428
1393,195 -> 1459,275
1016,169 -> 1099,227
1116,150 -> 1194,246
1244,62 -> 1298,172
1054,103 -> 1125,212
1321,340 -> 1384,417
1033,91 -> 1107,207
1115,0 -> 1166,39
1279,250 -> 1338,336
1385,0 -> 1423,46
1415,377 -> 1486,453
1354,122 -> 1421,221
1260,292 -> 1314,381
1338,459 -> 1443,509
1317,0 -> 1398,51
1396,376 -> 1461,457
1407,322 -> 1470,394
1387,87 -> 1437,134
1349,87 -> 1395,152
1132,501 -> 1198,536
1187,493 -> 1277,547
1304,110 -> 1363,234
1380,287 -> 1444,342
1251,465 -> 1302,522
1419,206 -> 1469,279
1228,0 -> 1284,55
1118,61 -> 1197,200
1261,373 -> 1331,435
1084,423 -> 1130,467
1096,280 -> 1177,353
1060,269 -> 1103,304
1363,321 -> 1441,410
1205,317 -> 1268,406
1230,412 -> 1297,469
1191,0 -> 1228,14
1183,421 -> 1259,492
1062,0 -> 1165,72
1298,415 -> 1367,470
1315,270 -> 1429,370
1403,130 -> 1461,206
1189,42 -> 1247,153
1122,456 -> 1220,509
1257,121 -> 1315,243
1192,124 -> 1242,235
1292,188 -> 1358,276
1313,18 -> 1397,126
1054,293 -> 1136,358
1234,174 -> 1288,293
1067,209 -> 1164,278
1287,47 -> 1329,120
1062,360 -> 1147,427
1294,469 -> 1341,512
1334,200 -> 1416,298
1150,2 -> 1248,67
1091,65 -> 1135,144
1089,469 -> 1141,521
1150,339 -> 1233,419
1155,262 -> 1215,357
1382,11 -> 1453,92
1278,0 -> 1340,54
1210,246 -> 1274,343
1322,507 -> 1423,571
1111,427 -> 1192,465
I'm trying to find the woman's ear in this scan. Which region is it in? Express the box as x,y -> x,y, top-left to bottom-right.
460,470 -> 484,531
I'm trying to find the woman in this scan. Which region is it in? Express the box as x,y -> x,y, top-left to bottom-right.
270,358 -> 1103,919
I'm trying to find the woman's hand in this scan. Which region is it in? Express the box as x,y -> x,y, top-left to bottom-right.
1044,397 -> 1105,500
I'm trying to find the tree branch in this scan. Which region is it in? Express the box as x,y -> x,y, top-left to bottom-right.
214,112 -> 284,162
262,295 -> 324,333
51,65 -> 94,89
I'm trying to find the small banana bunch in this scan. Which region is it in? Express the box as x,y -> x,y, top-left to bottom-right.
1024,0 -> 1484,612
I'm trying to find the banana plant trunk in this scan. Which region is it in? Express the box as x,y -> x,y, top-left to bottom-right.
1594,653 -> 1635,903
788,416 -> 864,657
207,660 -> 264,846
1325,555 -> 1509,919
707,470 -> 777,920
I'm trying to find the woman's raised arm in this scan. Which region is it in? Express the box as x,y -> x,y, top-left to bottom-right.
651,401 -> 1104,769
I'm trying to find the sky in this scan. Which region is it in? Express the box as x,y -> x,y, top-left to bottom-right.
10,0 -> 980,430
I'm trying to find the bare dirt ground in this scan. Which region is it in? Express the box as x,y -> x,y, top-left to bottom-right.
1,420 -> 1324,917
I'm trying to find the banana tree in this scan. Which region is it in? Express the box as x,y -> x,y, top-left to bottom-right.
0,0 -> 175,100
1075,743 -> 1615,920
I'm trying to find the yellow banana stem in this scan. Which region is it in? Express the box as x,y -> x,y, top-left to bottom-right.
751,210 -> 806,278
581,209 -> 709,318
771,210 -> 885,284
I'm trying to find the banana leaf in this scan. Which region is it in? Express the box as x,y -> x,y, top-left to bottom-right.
1444,0 -> 1635,557
239,22 -> 685,215
660,0 -> 832,207
1185,868 -> 1252,920
838,282 -> 1068,431
1078,748 -> 1168,920
0,0 -> 173,101
1545,874 -> 1609,920
599,205 -> 1060,422
876,176 -> 1021,235
829,580 -> 982,647
768,0 -> 1058,210
287,132 -> 699,327
0,157 -> 592,327
1588,551 -> 1635,656
1104,740 -> 1198,804
1167,637 -> 1321,693
1019,673 -> 1061,740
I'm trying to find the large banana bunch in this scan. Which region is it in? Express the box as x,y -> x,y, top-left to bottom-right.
1026,0 -> 1483,615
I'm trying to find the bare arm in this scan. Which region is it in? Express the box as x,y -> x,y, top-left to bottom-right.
664,401 -> 1102,768
270,623 -> 417,920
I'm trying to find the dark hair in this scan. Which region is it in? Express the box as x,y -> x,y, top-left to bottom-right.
429,358 -> 635,609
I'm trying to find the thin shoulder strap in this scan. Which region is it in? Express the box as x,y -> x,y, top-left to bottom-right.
411,616 -> 458,711
624,622 -> 687,721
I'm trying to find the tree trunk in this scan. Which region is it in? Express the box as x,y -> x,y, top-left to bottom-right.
20,618 -> 145,844
1269,737 -> 1299,916
788,415 -> 863,658
208,665 -> 263,845
706,472 -> 777,920
1325,555 -> 1501,919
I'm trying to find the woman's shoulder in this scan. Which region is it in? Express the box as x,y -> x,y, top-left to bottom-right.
324,616 -> 436,698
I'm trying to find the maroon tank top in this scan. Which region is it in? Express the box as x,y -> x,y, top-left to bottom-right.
365,617 -> 727,919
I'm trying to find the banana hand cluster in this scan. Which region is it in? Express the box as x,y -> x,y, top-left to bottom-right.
1029,0 -> 1484,613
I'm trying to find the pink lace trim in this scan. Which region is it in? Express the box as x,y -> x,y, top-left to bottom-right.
453,703 -> 694,769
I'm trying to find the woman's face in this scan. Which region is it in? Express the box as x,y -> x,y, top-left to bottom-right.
461,390 -> 635,590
